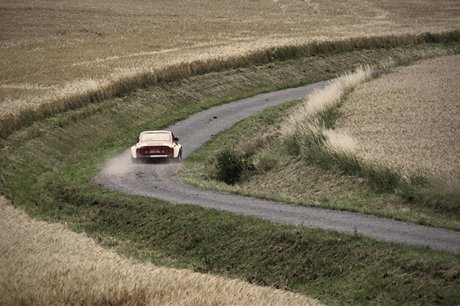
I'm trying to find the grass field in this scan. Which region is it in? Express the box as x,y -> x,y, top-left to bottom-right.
1,0 -> 459,124
2,45 -> 460,304
0,197 -> 320,306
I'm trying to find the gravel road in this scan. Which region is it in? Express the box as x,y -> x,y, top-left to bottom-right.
97,81 -> 460,254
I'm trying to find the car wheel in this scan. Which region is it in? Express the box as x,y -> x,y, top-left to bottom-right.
174,150 -> 182,163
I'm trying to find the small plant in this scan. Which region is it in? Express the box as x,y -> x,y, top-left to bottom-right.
284,134 -> 301,156
215,149 -> 254,185
256,155 -> 278,173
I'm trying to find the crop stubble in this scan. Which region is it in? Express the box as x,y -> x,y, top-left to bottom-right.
336,55 -> 460,182
1,0 -> 459,118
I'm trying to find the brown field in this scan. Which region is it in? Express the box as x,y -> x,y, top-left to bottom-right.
336,55 -> 460,182
2,1 -> 460,303
1,0 -> 460,119
0,197 -> 320,305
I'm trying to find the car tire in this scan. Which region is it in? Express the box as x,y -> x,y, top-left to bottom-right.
174,150 -> 182,163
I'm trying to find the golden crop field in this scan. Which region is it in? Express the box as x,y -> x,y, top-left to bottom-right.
336,54 -> 460,182
1,0 -> 459,119
0,197 -> 320,306
1,1 -> 460,303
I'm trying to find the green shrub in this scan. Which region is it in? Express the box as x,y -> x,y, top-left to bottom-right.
215,149 -> 254,185
284,134 -> 301,156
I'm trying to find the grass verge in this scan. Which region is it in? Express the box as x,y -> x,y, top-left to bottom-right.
1,43 -> 459,304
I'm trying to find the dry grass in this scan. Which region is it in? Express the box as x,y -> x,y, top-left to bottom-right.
337,54 -> 460,182
0,196 -> 320,306
323,129 -> 357,156
282,65 -> 379,162
283,65 -> 375,133
1,0 -> 459,122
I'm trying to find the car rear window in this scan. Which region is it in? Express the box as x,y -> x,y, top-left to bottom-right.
141,132 -> 171,142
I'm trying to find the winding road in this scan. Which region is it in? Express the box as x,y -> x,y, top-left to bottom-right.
97,81 -> 460,254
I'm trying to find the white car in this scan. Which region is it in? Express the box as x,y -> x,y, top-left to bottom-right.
131,130 -> 182,162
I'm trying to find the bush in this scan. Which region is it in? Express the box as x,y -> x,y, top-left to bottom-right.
215,149 -> 254,185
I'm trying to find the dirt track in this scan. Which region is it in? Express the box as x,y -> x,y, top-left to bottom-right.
97,81 -> 460,254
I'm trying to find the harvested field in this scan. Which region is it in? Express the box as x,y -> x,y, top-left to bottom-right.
336,55 -> 460,182
1,0 -> 459,119
0,197 -> 320,306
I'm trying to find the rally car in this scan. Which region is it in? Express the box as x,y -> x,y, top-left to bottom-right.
131,130 -> 182,162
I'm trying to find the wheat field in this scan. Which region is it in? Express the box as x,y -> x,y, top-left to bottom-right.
1,0 -> 459,119
336,54 -> 460,182
1,1 -> 460,303
0,197 -> 320,306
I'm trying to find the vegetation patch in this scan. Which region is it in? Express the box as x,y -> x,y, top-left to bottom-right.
282,64 -> 411,194
283,58 -> 459,215
336,55 -> 460,213
215,149 -> 255,185
1,43 -> 460,304
0,198 -> 319,306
